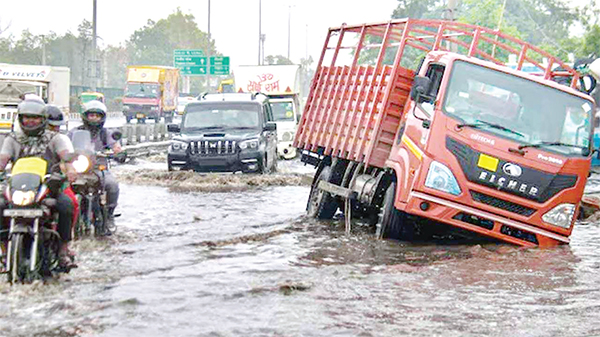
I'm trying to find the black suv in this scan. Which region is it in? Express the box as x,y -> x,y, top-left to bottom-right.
167,93 -> 278,173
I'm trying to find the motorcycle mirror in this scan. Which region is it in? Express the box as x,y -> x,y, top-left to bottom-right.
112,130 -> 123,141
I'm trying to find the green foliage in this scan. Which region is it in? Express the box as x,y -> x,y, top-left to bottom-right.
264,55 -> 294,65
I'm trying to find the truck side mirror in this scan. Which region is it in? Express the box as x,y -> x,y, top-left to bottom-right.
111,130 -> 123,141
265,122 -> 277,132
410,76 -> 432,103
167,123 -> 181,133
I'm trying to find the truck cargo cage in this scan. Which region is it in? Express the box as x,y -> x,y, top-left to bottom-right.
294,19 -> 580,169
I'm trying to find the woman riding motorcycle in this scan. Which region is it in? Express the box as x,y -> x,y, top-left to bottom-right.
0,99 -> 77,268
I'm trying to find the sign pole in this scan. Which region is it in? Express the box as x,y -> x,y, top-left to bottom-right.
207,0 -> 211,92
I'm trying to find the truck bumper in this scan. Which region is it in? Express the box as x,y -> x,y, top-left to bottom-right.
168,150 -> 264,173
406,191 -> 570,247
277,141 -> 297,160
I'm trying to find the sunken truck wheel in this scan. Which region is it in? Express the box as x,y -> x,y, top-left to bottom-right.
376,181 -> 414,240
307,166 -> 338,219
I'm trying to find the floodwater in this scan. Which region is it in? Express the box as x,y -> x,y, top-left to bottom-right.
1,161 -> 600,336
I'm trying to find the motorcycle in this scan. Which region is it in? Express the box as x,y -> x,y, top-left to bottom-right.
1,157 -> 66,283
70,130 -> 122,238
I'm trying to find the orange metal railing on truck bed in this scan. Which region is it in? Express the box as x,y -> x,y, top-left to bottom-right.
294,19 -> 580,168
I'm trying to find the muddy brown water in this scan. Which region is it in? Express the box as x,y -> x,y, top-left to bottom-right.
1,169 -> 600,336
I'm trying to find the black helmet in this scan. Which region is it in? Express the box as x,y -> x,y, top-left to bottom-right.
46,105 -> 66,127
82,100 -> 107,131
17,99 -> 47,136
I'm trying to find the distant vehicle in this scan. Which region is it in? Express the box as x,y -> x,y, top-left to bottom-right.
0,63 -> 70,133
177,96 -> 196,115
79,91 -> 105,113
167,93 -> 278,173
122,66 -> 179,124
234,64 -> 302,159
218,79 -> 235,93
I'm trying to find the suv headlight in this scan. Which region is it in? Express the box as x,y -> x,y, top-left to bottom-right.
170,140 -> 189,152
425,161 -> 461,196
239,139 -> 259,150
542,203 -> 576,229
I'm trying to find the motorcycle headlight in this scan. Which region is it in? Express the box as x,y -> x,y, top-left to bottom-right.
424,161 -> 462,196
72,154 -> 91,173
12,190 -> 36,206
170,140 -> 189,152
239,139 -> 259,150
542,203 -> 576,229
282,131 -> 294,142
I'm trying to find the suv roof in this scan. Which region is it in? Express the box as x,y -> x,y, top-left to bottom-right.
195,92 -> 269,104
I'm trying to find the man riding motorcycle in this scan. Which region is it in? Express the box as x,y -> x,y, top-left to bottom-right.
0,99 -> 77,268
46,105 -> 80,230
69,100 -> 122,229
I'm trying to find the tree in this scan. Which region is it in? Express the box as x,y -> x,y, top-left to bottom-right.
264,55 -> 293,65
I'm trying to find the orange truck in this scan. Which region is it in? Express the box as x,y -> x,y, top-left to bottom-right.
122,65 -> 179,123
294,19 -> 597,247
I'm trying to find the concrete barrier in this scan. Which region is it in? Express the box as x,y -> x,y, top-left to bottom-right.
109,123 -> 171,146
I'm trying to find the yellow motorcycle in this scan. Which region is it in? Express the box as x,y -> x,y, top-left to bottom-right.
2,157 -> 65,283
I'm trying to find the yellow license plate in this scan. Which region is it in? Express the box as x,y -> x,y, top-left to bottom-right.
477,154 -> 499,172
136,114 -> 145,119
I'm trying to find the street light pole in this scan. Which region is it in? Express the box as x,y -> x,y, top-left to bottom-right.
258,0 -> 262,65
91,0 -> 97,91
287,5 -> 291,60
207,0 -> 211,92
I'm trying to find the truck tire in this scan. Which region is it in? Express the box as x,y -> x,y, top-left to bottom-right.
307,166 -> 338,219
376,181 -> 414,240
125,116 -> 132,124
165,114 -> 173,123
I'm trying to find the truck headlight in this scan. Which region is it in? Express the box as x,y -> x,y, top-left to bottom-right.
170,140 -> 189,152
239,139 -> 259,150
150,106 -> 159,111
282,131 -> 294,142
542,203 -> 576,229
12,190 -> 35,206
123,105 -> 130,111
425,161 -> 461,196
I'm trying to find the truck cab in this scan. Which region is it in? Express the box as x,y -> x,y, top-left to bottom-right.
167,93 -> 278,173
0,80 -> 48,133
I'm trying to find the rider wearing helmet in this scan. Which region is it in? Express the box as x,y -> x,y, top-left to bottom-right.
46,104 -> 67,133
69,100 -> 122,230
0,98 -> 77,268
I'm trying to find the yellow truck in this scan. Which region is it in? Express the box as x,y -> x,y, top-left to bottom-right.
122,66 -> 179,123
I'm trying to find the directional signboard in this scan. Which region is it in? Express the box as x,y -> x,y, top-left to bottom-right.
209,56 -> 230,75
173,51 -> 230,76
173,50 -> 207,76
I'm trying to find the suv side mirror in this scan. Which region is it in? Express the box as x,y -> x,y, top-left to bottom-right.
167,123 -> 181,133
265,122 -> 277,132
410,76 -> 432,103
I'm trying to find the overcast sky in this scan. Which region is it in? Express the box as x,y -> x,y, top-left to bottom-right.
1,0 -> 399,68
1,0 -> 593,68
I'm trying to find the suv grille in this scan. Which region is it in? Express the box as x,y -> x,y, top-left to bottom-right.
470,191 -> 536,216
190,140 -> 237,155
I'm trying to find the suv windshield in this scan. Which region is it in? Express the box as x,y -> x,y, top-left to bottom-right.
125,83 -> 160,98
271,101 -> 295,122
443,61 -> 594,157
183,103 -> 261,130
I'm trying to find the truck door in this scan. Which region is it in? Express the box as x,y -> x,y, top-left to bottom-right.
263,103 -> 277,166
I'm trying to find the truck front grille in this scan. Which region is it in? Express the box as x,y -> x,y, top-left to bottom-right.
470,191 -> 536,217
190,140 -> 237,155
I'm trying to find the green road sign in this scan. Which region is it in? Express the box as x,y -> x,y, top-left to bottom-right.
210,65 -> 230,75
180,66 -> 207,75
174,49 -> 205,56
173,56 -> 207,66
210,56 -> 230,66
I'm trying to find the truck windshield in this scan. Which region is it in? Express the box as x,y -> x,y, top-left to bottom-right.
443,60 -> 594,157
125,83 -> 160,98
271,101 -> 295,122
183,103 -> 261,130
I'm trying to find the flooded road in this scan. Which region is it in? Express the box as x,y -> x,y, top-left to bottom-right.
1,162 -> 600,336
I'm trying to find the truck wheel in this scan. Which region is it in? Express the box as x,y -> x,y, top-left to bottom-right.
165,115 -> 173,123
125,116 -> 132,124
307,166 -> 338,219
376,181 -> 414,240
139,118 -> 146,124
